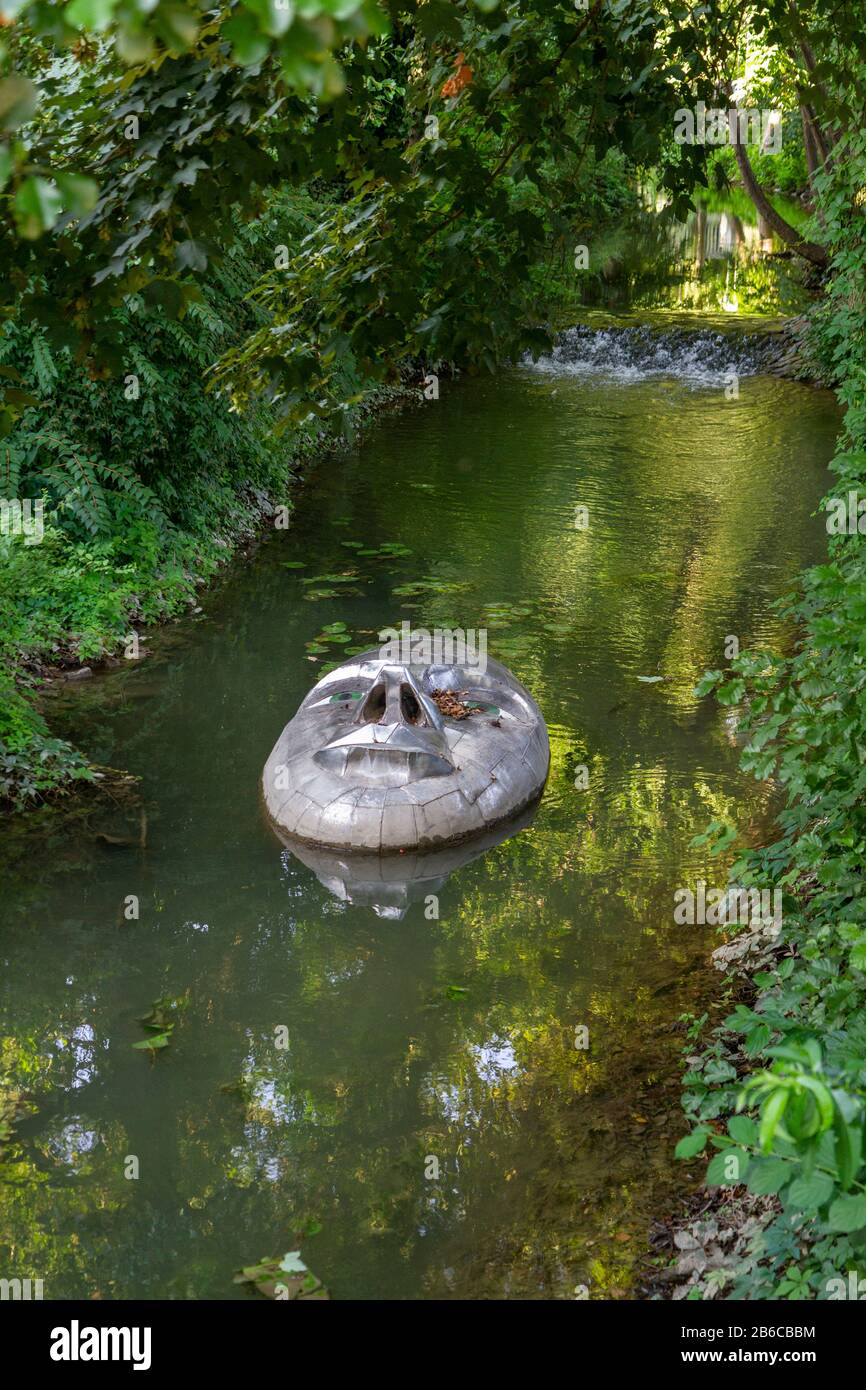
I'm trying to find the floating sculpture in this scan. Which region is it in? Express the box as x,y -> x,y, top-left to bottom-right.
262,649 -> 549,854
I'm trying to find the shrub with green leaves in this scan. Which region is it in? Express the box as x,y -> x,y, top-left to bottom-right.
678,129 -> 866,1300
0,189 -> 330,806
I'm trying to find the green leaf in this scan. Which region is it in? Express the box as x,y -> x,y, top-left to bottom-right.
743,1024 -> 771,1057
55,173 -> 99,217
706,1148 -> 749,1186
746,1157 -> 791,1196
13,177 -> 62,239
0,76 -> 38,130
786,1173 -> 834,1211
727,1114 -> 757,1146
66,0 -> 118,29
132,1032 -> 171,1049
793,1076 -> 835,1132
827,1194 -> 866,1233
759,1087 -> 790,1152
833,1111 -> 859,1191
159,3 -> 199,49
224,12 -> 271,65
694,670 -> 722,697
675,1129 -> 709,1159
3,388 -> 39,408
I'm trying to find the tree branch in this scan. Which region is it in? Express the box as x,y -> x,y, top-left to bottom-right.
729,109 -> 827,266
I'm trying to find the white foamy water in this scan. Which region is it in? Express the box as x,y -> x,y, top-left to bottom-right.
525,323 -> 775,387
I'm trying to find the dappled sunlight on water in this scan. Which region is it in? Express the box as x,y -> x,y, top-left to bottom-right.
0,360 -> 839,1298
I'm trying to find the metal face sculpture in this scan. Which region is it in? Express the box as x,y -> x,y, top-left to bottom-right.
262,649 -> 549,853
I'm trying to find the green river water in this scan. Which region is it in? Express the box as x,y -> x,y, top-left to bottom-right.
0,226 -> 844,1298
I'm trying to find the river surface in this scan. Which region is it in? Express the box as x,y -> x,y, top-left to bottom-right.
0,329 -> 841,1299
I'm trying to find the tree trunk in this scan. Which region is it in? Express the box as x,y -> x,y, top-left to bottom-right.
796,88 -> 834,167
801,105 -> 819,181
800,106 -> 827,228
729,122 -> 828,266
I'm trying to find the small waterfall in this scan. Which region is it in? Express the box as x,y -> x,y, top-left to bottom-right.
526,323 -> 784,385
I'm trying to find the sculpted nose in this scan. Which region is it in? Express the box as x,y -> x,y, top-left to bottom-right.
357,667 -> 444,733
318,662 -> 454,780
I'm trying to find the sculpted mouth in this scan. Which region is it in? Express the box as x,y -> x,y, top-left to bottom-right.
315,722 -> 455,781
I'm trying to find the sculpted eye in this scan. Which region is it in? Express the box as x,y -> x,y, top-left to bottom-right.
329,691 -> 363,703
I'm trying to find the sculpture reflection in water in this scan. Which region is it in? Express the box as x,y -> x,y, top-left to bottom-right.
262,648 -> 549,911
273,802 -> 541,919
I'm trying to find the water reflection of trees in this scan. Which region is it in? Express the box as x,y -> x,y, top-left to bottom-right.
0,739 -> 784,1298
580,199 -> 812,317
0,373 -> 839,1299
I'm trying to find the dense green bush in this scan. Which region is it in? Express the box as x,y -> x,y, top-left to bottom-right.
0,190 -> 331,805
678,130 -> 866,1300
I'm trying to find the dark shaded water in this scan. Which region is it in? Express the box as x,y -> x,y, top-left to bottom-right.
0,351 -> 840,1299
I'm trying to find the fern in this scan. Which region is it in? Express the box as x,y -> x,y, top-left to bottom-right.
94,458 -> 164,528
186,298 -> 228,340
0,447 -> 22,499
31,337 -> 59,395
38,440 -> 110,535
7,427 -> 165,537
160,317 -> 206,366
129,347 -> 166,391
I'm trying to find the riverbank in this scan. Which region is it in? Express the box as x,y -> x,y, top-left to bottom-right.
0,378 -> 415,810
662,141 -> 866,1299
